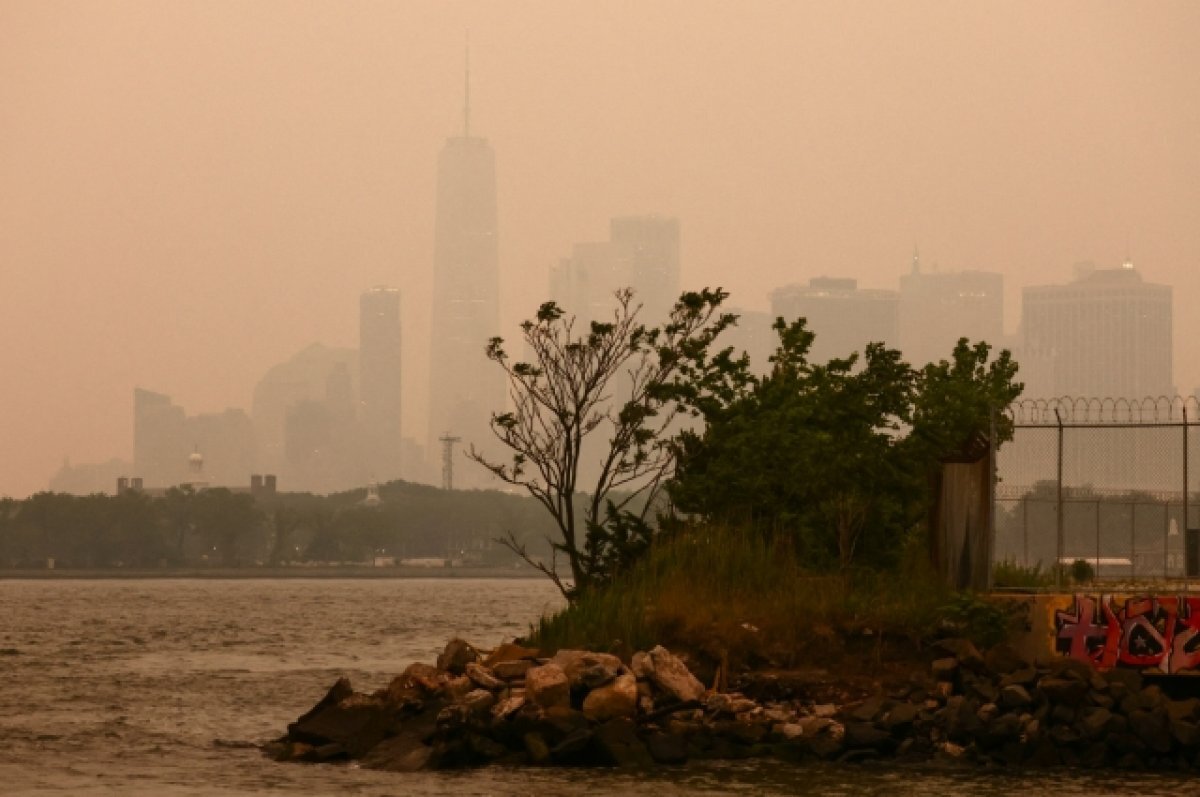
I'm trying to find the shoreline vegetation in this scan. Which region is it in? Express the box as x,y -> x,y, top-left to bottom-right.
262,290 -> 1060,772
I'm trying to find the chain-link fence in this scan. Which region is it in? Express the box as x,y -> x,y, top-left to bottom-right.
994,397 -> 1200,585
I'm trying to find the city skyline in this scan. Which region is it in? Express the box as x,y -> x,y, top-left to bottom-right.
3,2 -> 1197,498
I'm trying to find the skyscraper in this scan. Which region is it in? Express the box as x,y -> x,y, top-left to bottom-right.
1020,261 -> 1173,399
549,215 -> 681,326
610,215 -> 681,322
898,251 -> 1004,368
360,286 -> 402,480
769,277 -> 899,365
428,55 -> 503,480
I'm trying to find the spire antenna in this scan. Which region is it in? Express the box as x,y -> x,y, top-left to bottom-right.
464,29 -> 471,138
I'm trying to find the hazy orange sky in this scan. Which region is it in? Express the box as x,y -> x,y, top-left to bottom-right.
2,1 -> 1198,498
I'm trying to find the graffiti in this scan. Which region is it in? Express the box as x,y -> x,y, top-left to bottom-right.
1055,594 -> 1200,674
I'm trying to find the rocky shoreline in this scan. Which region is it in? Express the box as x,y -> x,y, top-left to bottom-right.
266,637 -> 1200,772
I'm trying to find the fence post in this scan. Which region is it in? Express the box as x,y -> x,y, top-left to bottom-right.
1185,408 -> 1190,591
1130,502 -> 1137,582
1164,502 -> 1170,580
987,407 -> 997,591
1055,409 -> 1064,590
1022,497 -> 1029,568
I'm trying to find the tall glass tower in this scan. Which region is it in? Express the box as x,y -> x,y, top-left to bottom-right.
428,52 -> 503,482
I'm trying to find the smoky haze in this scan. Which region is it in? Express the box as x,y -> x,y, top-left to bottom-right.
1,1 -> 1198,498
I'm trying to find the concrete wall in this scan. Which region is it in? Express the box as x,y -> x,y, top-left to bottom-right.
1002,592 -> 1200,676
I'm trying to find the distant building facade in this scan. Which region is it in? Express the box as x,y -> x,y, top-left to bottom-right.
898,254 -> 1004,368
769,277 -> 899,365
428,83 -> 504,484
132,388 -> 254,488
359,287 -> 403,481
1020,261 -> 1172,399
549,215 -> 681,326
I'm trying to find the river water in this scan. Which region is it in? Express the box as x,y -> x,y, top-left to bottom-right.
0,578 -> 1192,796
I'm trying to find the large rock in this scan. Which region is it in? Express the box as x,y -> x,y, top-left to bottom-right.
549,650 -> 624,690
933,638 -> 985,672
392,662 -> 447,695
484,641 -> 541,667
999,684 -> 1033,710
437,639 -> 480,675
931,657 -> 959,682
591,718 -> 654,768
1038,677 -> 1088,706
1128,707 -> 1172,754
359,731 -> 433,772
526,663 -> 571,709
644,645 -> 705,703
464,662 -> 504,691
287,693 -> 392,758
582,672 -> 638,722
645,732 -> 689,764
494,659 -> 535,681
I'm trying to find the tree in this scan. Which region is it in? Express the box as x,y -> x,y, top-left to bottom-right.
469,287 -> 735,600
669,321 -> 1022,572
670,318 -> 916,570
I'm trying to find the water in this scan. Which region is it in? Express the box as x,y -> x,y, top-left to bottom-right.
0,578 -> 1191,796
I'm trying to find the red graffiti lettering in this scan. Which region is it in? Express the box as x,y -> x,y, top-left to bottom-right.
1054,594 -> 1200,675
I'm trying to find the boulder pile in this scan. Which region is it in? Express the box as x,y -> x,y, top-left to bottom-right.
264,637 -> 1200,771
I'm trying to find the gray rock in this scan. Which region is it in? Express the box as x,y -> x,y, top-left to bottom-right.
523,732 -> 551,765
287,693 -> 391,758
526,663 -> 570,709
842,721 -> 892,751
646,732 -> 689,764
1170,719 -> 1200,749
1000,666 -> 1037,687
582,672 -> 638,722
461,689 -> 496,716
592,718 -> 653,768
999,684 -> 1033,709
1038,677 -> 1088,706
360,731 -> 432,772
437,638 -> 480,675
1128,707 -> 1172,754
931,657 -> 959,682
493,659 -> 534,681
1078,706 -> 1114,740
464,662 -> 504,691
883,702 -> 919,732
645,645 -> 706,703
1166,697 -> 1200,723
549,650 -> 624,690
934,638 -> 985,672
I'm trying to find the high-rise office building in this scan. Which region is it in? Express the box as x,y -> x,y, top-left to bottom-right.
428,59 -> 503,480
359,287 -> 402,480
610,215 -> 681,322
1020,261 -> 1173,399
132,388 -> 254,488
898,252 -> 1004,368
769,277 -> 899,365
549,215 -> 681,326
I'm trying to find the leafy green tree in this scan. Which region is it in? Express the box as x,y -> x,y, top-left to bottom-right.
670,318 -> 916,569
670,322 -> 1022,572
190,488 -> 261,567
469,287 -> 736,600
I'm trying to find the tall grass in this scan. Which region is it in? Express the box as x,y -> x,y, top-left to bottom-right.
531,524 -> 955,669
992,558 -> 1054,590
